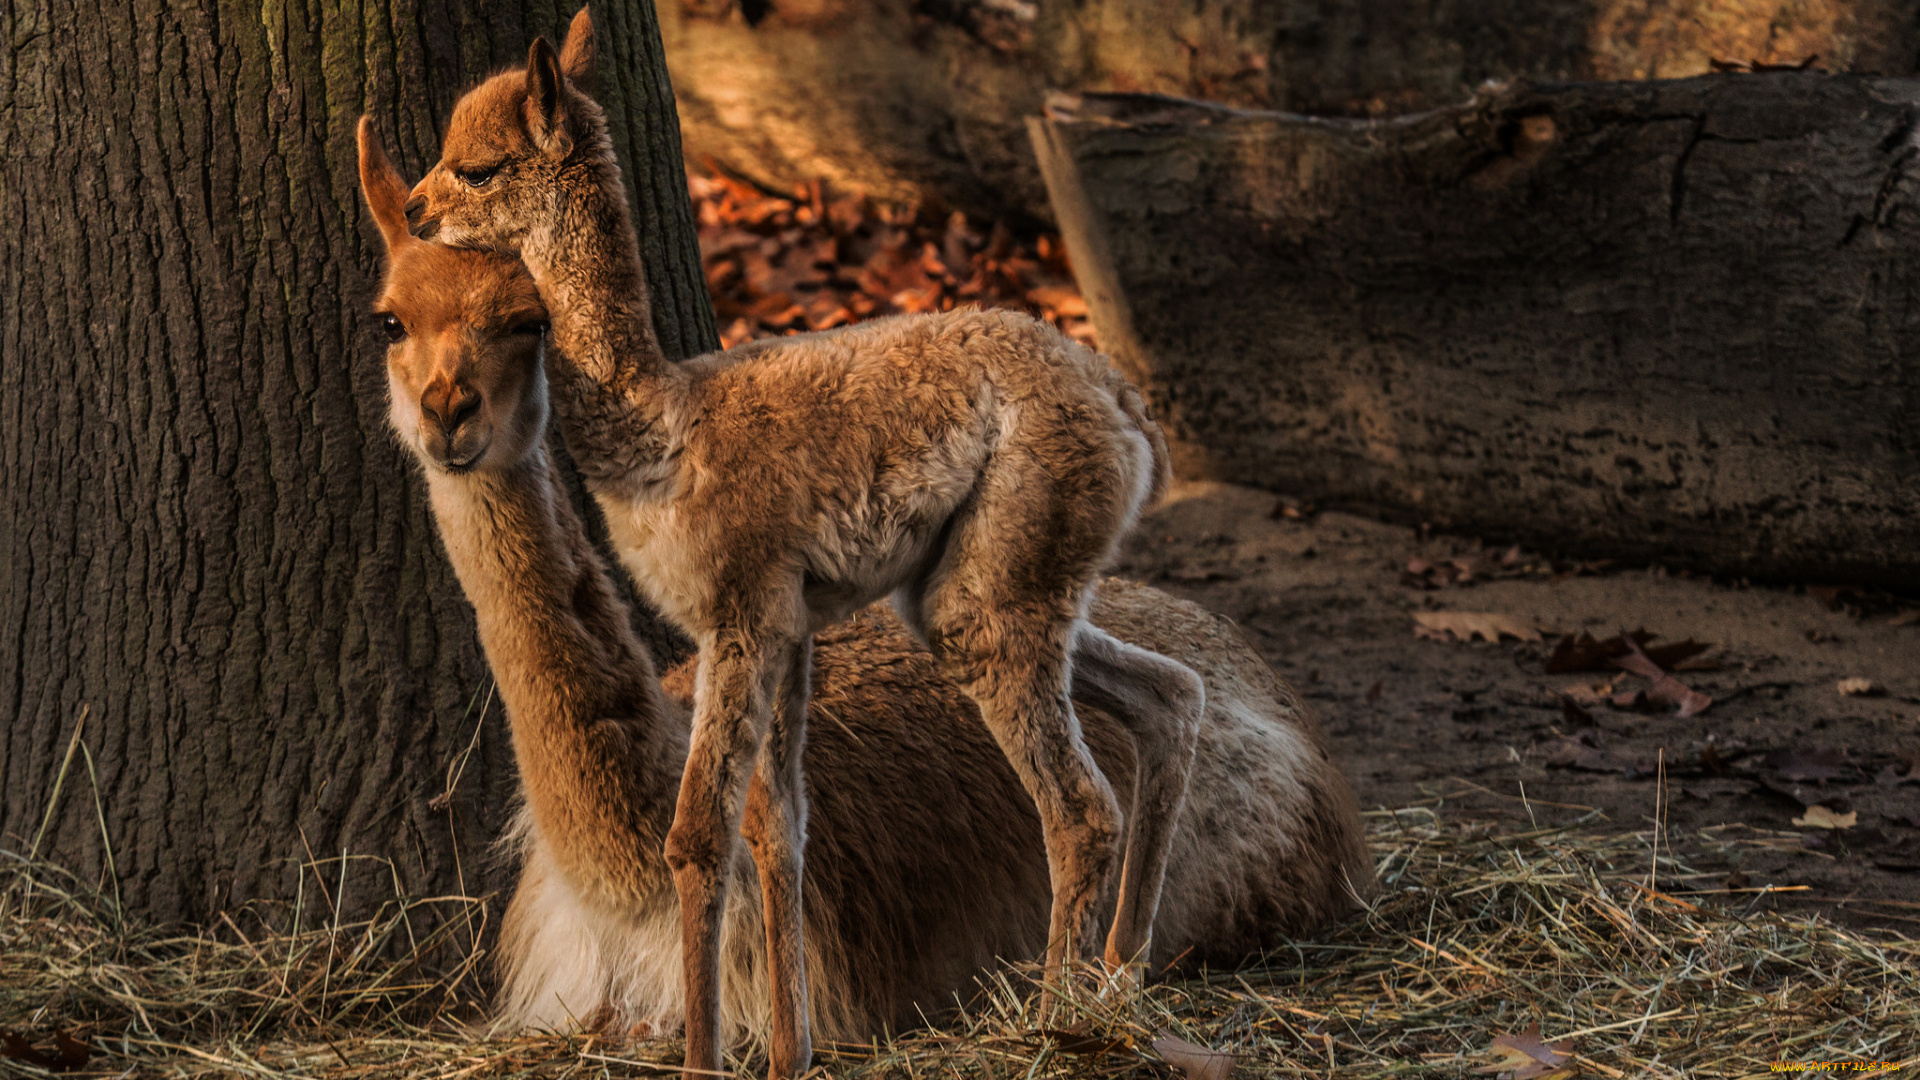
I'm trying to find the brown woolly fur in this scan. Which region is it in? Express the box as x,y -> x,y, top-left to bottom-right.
361,118 -> 1370,1057
405,12 -> 1229,1078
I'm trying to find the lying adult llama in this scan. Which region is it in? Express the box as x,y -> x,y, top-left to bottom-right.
360,118 -> 1370,1060
403,11 -> 1209,1077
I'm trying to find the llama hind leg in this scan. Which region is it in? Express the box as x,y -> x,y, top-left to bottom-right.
1070,621 -> 1204,972
910,581 -> 1121,975
741,636 -> 812,1080
665,630 -> 781,1080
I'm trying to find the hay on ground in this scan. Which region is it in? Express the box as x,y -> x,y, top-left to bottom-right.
5,806 -> 1915,1078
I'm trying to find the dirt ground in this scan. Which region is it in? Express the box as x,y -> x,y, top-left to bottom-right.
1112,481 -> 1920,930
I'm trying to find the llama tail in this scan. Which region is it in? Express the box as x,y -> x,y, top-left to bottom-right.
1111,367 -> 1172,509
1060,319 -> 1171,510
1030,311 -> 1174,508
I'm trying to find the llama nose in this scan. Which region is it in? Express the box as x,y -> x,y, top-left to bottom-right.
421,384 -> 480,436
405,194 -> 440,238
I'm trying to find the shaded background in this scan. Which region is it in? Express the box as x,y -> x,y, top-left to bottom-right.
665,0 -> 1920,220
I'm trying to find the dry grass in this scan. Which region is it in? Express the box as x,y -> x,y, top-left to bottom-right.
5,806 -> 1916,1079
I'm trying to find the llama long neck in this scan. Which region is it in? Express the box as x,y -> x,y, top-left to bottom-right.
425,444 -> 686,906
518,135 -> 686,496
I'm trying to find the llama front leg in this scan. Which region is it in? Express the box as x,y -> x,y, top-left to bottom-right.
741,635 -> 813,1080
665,633 -> 777,1080
1070,623 -> 1205,972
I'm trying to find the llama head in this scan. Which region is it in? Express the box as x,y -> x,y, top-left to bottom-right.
403,7 -> 597,250
360,116 -> 551,475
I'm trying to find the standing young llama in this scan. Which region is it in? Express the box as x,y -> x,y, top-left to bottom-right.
403,12 -> 1210,1077
361,120 -> 1372,1063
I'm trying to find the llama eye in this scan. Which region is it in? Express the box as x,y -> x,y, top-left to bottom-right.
458,166 -> 497,187
380,314 -> 406,342
511,320 -> 549,337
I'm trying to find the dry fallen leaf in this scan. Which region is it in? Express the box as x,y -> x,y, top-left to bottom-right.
1545,630 -> 1643,673
0,1030 -> 89,1073
1547,557 -> 1614,582
1545,732 -> 1619,773
1475,1022 -> 1575,1079
1400,545 -> 1530,589
1793,804 -> 1857,829
1025,284 -> 1088,317
1563,680 -> 1615,706
1612,637 -> 1712,717
1546,629 -> 1714,673
1414,612 -> 1543,643
1837,677 -> 1882,697
1153,1033 -> 1236,1080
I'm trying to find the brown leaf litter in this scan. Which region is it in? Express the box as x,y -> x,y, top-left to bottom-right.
689,169 -> 1097,351
1544,630 -> 1718,674
1610,635 -> 1713,718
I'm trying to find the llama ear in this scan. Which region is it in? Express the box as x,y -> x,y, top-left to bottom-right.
559,7 -> 595,88
525,37 -> 574,158
357,116 -> 415,255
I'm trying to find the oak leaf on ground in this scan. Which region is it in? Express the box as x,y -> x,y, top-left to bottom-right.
1545,630 -> 1717,674
1153,1033 -> 1236,1080
1413,612 -> 1543,643
1611,636 -> 1712,717
1793,804 -> 1857,829
1474,1022 -> 1575,1079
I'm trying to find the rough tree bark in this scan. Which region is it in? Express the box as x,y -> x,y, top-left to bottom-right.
0,0 -> 715,924
662,0 -> 1920,221
1030,76 -> 1920,587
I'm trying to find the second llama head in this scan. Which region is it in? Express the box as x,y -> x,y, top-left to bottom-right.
404,8 -> 597,250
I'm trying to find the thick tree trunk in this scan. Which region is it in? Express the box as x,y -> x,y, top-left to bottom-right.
1031,76 -> 1920,587
663,0 -> 1920,222
0,0 -> 714,924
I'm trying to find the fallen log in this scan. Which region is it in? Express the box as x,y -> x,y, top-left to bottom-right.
663,0 -> 1920,222
1031,76 -> 1920,586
